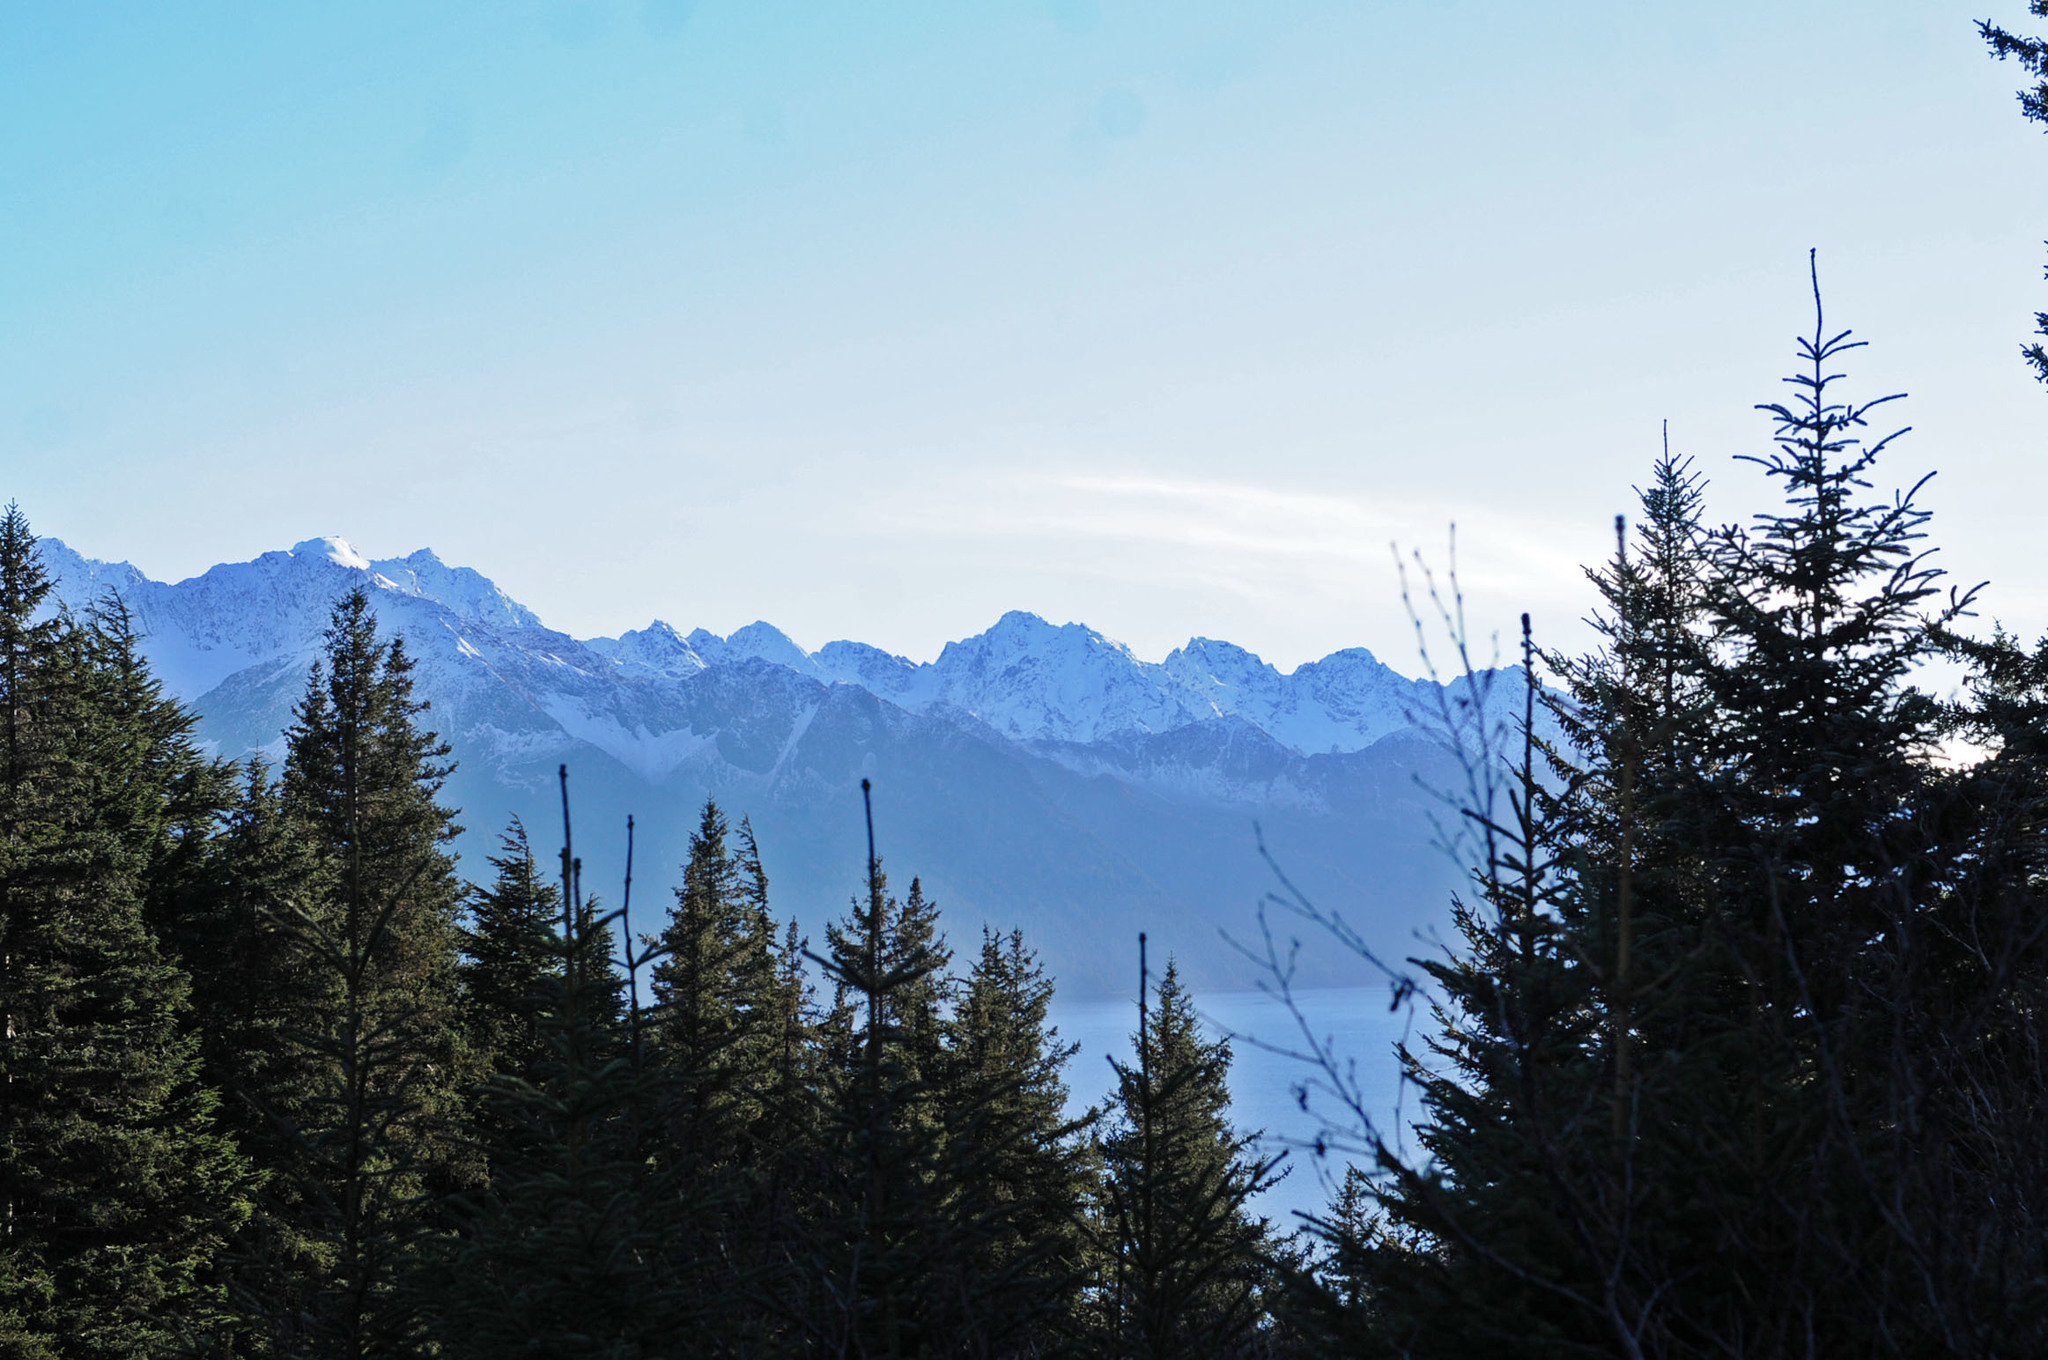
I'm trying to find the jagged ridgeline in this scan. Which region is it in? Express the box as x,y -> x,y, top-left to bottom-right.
39,536 -> 1519,992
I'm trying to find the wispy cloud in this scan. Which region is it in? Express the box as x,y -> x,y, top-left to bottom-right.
878,468 -> 1597,604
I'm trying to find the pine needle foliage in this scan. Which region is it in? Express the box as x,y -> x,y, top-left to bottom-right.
459,819 -> 564,1089
0,505 -> 253,1357
244,588 -> 476,1358
648,799 -> 792,1186
1099,954 -> 1282,1360
804,849 -> 958,1357
426,774 -> 705,1359
1293,269 -> 2048,1359
934,927 -> 1097,1354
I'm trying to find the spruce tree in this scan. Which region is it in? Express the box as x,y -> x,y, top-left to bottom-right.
81,597 -> 239,960
1303,272 -> 2011,1357
1678,270 -> 1968,1351
177,758 -> 327,1353
730,818 -> 814,1169
648,799 -> 787,1179
428,773 -> 705,1358
640,799 -> 810,1337
732,815 -> 810,1132
1907,626 -> 2048,1349
1099,952 -> 1280,1360
250,587 -> 475,1358
0,504 -> 253,1357
800,786 -> 957,1356
180,758 -> 310,1157
1304,467 -> 1722,1358
748,909 -> 820,1350
933,927 -> 1094,1354
459,819 -> 563,1088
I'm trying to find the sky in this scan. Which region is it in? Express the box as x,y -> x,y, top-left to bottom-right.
5,1 -> 2047,671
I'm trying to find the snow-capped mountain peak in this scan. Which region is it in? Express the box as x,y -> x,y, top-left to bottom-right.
366,548 -> 543,630
40,535 -> 1520,767
291,536 -> 373,571
31,531 -> 1515,992
586,620 -> 707,677
693,621 -> 815,674
923,611 -> 1194,744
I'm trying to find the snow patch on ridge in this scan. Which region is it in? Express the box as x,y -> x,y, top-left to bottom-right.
537,695 -> 714,784
39,534 -> 1522,787
370,548 -> 544,630
292,536 -> 373,571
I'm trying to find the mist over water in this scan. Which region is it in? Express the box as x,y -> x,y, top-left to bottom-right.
1052,984 -> 1424,1226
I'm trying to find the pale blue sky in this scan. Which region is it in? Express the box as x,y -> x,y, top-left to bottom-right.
6,1 -> 2046,667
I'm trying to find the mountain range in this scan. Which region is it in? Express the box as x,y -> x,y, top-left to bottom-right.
43,534 -> 1520,995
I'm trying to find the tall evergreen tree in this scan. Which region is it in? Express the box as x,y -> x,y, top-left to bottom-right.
642,799 -> 812,1344
648,799 -> 788,1180
1301,463 -> 1723,1358
1099,953 -> 1280,1360
177,758 -> 326,1355
180,759 -> 311,1158
1680,268 -> 1969,1351
1301,271 -> 2021,1358
459,819 -> 563,1089
935,927 -> 1095,1355
746,908 -> 821,1352
428,774 -> 705,1358
800,787 -> 957,1357
82,597 -> 239,960
1904,624 -> 2048,1349
731,816 -> 810,1135
248,588 -> 475,1358
0,504 -> 252,1357
729,817 -> 814,1170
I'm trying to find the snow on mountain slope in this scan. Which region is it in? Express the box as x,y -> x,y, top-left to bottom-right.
700,621 -> 818,674
812,639 -> 928,705
368,547 -> 543,631
43,534 -> 1514,771
583,621 -> 707,678
918,611 -> 1206,743
42,537 -> 381,699
35,532 -> 1512,992
779,613 -> 1498,757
